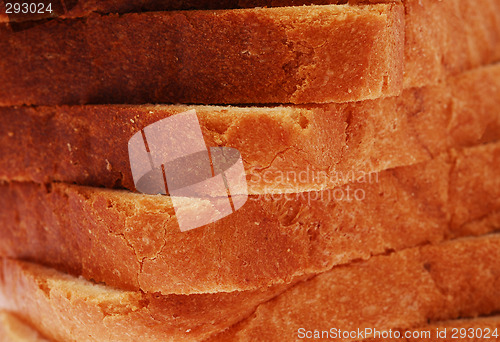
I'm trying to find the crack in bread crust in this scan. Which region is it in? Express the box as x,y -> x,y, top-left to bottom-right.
0,141 -> 499,295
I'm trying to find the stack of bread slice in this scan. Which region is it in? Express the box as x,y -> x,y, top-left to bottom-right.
0,0 -> 500,341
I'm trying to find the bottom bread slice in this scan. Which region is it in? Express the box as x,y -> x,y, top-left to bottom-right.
361,316 -> 500,342
1,235 -> 500,342
0,311 -> 497,342
0,311 -> 51,342
286,315 -> 500,342
209,234 -> 500,342
0,261 -> 296,342
1,312 -> 498,342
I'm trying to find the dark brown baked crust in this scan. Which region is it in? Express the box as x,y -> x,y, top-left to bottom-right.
0,0 -> 349,23
0,3 -> 404,105
2,0 -> 500,105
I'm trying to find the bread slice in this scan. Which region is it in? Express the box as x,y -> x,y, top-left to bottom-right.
2,0 -> 500,105
0,311 -> 51,342
0,0 -> 348,22
1,64 -> 500,195
0,259 -> 297,342
1,311 -> 498,342
1,141 -> 499,295
0,3 -> 404,106
1,235 -> 499,342
209,234 -> 500,341
0,1 -> 357,23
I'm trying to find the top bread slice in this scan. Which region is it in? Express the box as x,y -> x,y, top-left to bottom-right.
1,63 -> 500,195
2,0 -> 500,105
0,3 -> 404,105
1,141 -> 499,295
1,235 -> 500,342
0,0 -> 350,22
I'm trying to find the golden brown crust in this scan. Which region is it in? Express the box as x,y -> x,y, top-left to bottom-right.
399,0 -> 500,89
0,142 -> 499,294
208,235 -> 500,341
0,4 -> 404,105
1,64 -> 500,194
